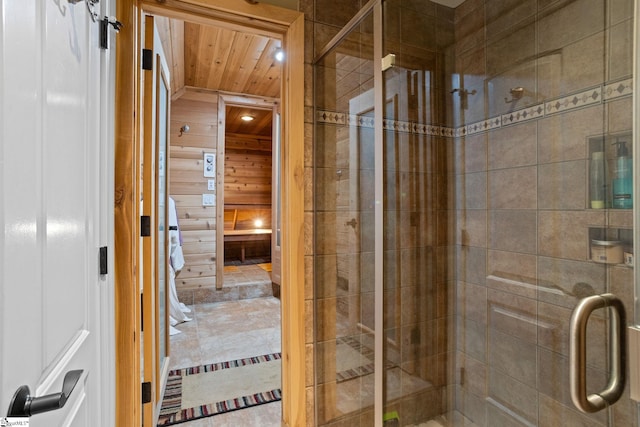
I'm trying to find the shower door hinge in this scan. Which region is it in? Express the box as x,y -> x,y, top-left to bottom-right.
141,382 -> 152,404
382,54 -> 396,72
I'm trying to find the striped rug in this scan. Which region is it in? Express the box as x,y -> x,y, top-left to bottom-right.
157,353 -> 282,426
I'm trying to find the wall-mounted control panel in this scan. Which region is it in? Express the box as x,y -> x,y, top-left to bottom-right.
204,153 -> 215,177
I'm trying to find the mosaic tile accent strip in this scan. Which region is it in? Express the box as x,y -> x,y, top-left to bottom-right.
454,126 -> 467,138
502,103 -> 545,127
317,110 -> 346,125
545,86 -> 602,115
467,117 -> 502,135
603,78 -> 633,101
316,78 -> 633,137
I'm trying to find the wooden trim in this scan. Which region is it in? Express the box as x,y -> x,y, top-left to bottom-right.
114,1 -> 141,426
215,95 -> 226,290
115,1 -> 306,426
142,15 -> 157,427
280,13 -> 305,427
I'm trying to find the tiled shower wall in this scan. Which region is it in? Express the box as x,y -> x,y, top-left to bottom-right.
306,0 -> 636,426
453,0 -> 635,426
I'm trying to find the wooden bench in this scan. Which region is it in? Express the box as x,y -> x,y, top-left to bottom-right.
223,228 -> 272,263
223,206 -> 272,263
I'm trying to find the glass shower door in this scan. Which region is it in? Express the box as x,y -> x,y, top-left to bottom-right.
314,0 -> 639,426
315,9 -> 378,425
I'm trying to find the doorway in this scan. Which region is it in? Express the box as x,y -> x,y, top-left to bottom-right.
114,1 -> 304,426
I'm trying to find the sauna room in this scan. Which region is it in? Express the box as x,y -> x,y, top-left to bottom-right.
161,16 -> 282,306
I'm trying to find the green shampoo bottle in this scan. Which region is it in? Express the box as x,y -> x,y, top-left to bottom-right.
612,139 -> 632,209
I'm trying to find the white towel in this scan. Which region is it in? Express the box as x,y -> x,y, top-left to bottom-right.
168,197 -> 185,271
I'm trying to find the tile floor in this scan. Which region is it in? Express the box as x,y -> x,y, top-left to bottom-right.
167,293 -> 282,426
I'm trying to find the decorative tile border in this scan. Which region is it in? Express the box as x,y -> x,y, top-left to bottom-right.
545,86 -> 601,115
502,103 -> 545,126
603,78 -> 633,101
316,78 -> 633,137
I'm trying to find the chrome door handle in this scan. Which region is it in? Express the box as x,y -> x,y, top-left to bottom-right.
569,294 -> 626,413
6,370 -> 83,417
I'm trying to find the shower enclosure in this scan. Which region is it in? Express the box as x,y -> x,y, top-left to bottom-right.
313,0 -> 638,426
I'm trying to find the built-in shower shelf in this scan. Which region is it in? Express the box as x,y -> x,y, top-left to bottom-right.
588,132 -> 633,211
588,227 -> 633,268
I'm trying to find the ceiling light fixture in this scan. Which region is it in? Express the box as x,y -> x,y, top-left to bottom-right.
274,48 -> 285,62
240,114 -> 255,122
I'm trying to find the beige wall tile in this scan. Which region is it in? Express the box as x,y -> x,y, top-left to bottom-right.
487,288 -> 537,342
489,210 -> 537,253
608,20 -> 634,80
457,171 -> 487,209
488,122 -> 537,170
314,0 -> 361,27
561,32 -> 606,95
538,105 -> 604,164
457,315 -> 487,362
456,1 -> 486,41
537,0 -> 605,52
537,256 -> 606,309
489,330 -> 537,384
488,166 -> 537,210
538,300 -> 607,369
487,367 -> 538,424
538,160 -> 586,210
486,0 -> 536,44
458,132 -> 488,173
457,209 -> 487,247
486,22 -> 535,76
458,281 -> 488,325
608,97 -> 633,133
610,0 -> 634,26
538,210 -> 605,260
458,246 -> 487,286
487,250 -> 538,298
537,350 -> 608,425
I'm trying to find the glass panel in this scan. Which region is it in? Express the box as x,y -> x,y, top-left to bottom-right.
380,1 -> 450,424
381,0 -> 637,425
314,9 -> 377,426
157,69 -> 169,366
314,0 -> 638,426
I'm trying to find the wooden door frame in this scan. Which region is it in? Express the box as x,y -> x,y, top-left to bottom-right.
216,92 -> 279,290
114,1 -> 305,426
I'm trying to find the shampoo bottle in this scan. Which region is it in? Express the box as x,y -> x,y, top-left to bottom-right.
590,151 -> 605,208
612,139 -> 633,209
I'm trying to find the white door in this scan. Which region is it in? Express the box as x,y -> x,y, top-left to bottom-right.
0,1 -> 113,426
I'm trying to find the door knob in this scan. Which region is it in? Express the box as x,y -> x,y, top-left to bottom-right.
6,369 -> 83,417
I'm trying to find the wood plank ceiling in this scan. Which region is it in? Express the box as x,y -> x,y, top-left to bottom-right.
154,16 -> 282,100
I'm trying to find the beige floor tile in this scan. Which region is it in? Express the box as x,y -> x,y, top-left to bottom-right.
166,296 -> 282,426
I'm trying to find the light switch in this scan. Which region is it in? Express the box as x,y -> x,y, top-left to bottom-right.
202,194 -> 215,206
203,153 -> 215,177
208,179 -> 215,190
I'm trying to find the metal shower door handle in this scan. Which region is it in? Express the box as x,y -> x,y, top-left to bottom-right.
569,293 -> 626,413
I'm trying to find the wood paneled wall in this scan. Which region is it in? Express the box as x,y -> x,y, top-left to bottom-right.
224,132 -> 272,205
223,132 -> 273,261
169,89 -> 218,293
